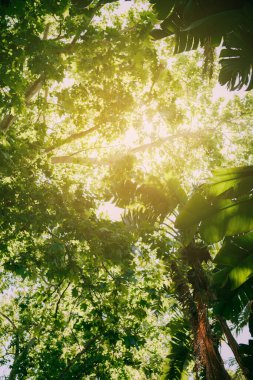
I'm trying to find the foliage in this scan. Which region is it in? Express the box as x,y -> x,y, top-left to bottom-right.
0,0 -> 253,379
150,0 -> 253,90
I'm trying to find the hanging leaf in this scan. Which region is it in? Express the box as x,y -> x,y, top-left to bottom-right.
219,25 -> 253,90
175,190 -> 214,230
228,254 -> 253,290
183,10 -> 244,37
200,198 -> 253,243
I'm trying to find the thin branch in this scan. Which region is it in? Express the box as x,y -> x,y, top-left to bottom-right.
45,125 -> 100,153
50,133 -> 180,165
54,282 -> 71,318
0,2 -> 103,134
0,311 -> 17,331
218,316 -> 250,380
56,336 -> 99,379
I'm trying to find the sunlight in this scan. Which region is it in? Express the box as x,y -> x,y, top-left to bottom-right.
62,77 -> 75,88
212,83 -> 246,102
96,202 -> 123,221
123,126 -> 139,147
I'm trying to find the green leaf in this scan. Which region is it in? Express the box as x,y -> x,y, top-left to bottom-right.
183,10 -> 244,38
229,253 -> 253,290
150,0 -> 175,20
214,233 -> 253,266
200,199 -> 253,243
211,267 -> 231,288
175,191 -> 214,230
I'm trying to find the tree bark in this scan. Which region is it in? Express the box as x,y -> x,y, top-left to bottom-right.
171,260 -> 231,380
8,338 -> 36,380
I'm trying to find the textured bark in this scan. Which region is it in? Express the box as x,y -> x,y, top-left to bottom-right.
193,295 -> 231,380
171,260 -> 231,380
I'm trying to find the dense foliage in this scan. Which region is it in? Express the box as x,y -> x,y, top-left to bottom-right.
0,1 -> 253,379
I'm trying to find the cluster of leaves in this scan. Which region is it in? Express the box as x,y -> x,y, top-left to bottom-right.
1,0 -> 253,379
150,0 -> 253,90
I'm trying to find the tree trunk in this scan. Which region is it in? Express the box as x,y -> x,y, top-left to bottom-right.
193,295 -> 231,380
171,260 -> 231,380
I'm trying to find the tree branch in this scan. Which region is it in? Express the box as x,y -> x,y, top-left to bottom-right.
50,132 -> 190,165
0,2 -> 104,134
218,316 -> 250,380
45,125 -> 100,153
54,282 -> 71,318
8,338 -> 36,380
0,311 -> 17,331
56,336 -> 98,379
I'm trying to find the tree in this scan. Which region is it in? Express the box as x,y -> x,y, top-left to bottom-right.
1,1 -> 253,379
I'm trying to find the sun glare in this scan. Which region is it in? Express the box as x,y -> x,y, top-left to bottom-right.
96,202 -> 123,221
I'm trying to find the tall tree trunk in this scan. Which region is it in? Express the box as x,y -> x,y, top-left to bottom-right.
171,261 -> 231,380
193,295 -> 231,380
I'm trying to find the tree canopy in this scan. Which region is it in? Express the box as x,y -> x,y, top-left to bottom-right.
0,1 -> 253,379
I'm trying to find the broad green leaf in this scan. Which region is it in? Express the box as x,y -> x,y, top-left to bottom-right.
183,10 -> 244,38
207,175 -> 253,198
214,233 -> 253,266
211,166 -> 253,179
229,254 -> 253,290
211,267 -> 231,288
200,199 -> 253,243
175,191 -> 214,230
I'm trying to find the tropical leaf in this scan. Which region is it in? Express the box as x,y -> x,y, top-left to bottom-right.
212,233 -> 253,291
200,198 -> 253,243
214,233 -> 253,266
150,0 -> 177,20
122,205 -> 157,230
175,190 -> 213,231
161,324 -> 190,380
183,10 -> 244,37
176,166 -> 253,243
207,166 -> 253,197
150,0 -> 253,89
213,277 -> 253,325
228,254 -> 253,290
219,29 -> 253,90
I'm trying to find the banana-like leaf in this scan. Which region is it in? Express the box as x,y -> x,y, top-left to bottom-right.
214,233 -> 253,266
229,254 -> 253,290
200,198 -> 253,243
207,166 -> 253,197
175,191 -> 214,230
213,277 -> 253,324
176,165 -> 253,243
212,233 -> 253,290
